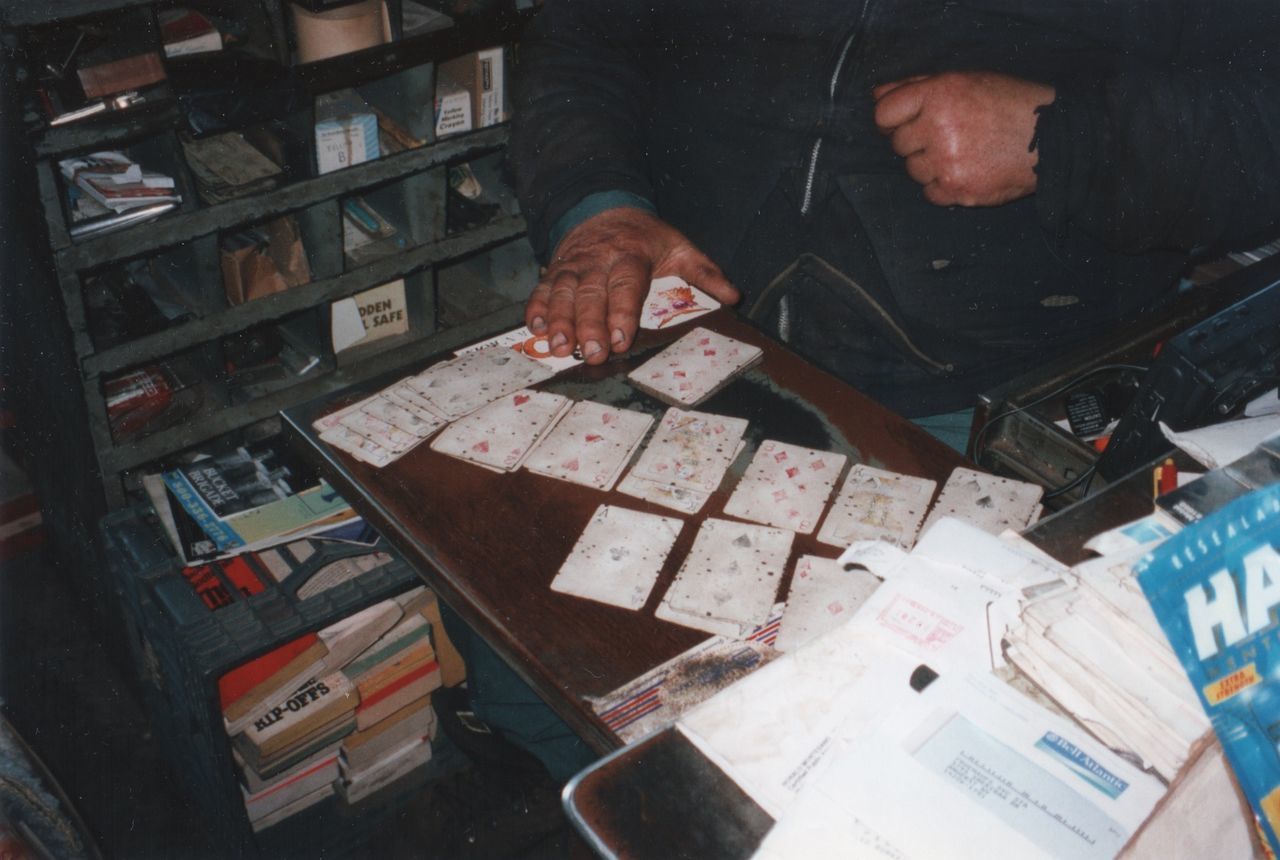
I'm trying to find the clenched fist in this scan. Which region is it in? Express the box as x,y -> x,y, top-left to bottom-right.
873,71 -> 1055,207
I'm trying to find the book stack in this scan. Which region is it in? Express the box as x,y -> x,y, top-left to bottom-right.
59,152 -> 181,216
216,586 -> 456,830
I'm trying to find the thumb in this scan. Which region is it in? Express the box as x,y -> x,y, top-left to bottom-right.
655,246 -> 740,307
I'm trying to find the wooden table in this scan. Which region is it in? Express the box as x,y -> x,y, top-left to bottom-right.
282,310 -> 965,752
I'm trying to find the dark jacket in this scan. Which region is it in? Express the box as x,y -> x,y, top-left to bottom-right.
510,1 -> 1280,415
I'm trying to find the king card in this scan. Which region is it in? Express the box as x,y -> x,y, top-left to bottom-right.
722,440 -> 846,534
640,276 -> 721,330
627,407 -> 749,494
551,505 -> 684,610
816,464 -> 937,550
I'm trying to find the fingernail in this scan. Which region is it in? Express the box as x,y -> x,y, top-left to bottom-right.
611,328 -> 625,346
584,340 -> 603,357
531,316 -> 546,332
551,332 -> 567,349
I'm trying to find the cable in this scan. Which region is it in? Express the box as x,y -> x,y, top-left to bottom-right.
972,362 -> 1150,461
1042,464 -> 1098,501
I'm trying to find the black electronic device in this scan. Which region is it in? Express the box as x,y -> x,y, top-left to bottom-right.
1095,254 -> 1280,481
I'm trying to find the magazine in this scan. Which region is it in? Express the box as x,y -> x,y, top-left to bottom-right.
1136,482 -> 1280,854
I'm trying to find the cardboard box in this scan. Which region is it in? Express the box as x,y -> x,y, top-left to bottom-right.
315,90 -> 381,174
437,47 -> 504,135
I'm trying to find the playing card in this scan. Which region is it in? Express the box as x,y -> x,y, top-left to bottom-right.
627,327 -> 762,407
383,381 -> 449,421
816,464 -> 937,550
656,518 -> 794,638
339,409 -> 420,453
639,276 -> 721,330
551,505 -> 684,610
455,325 -> 584,373
407,346 -> 557,420
615,472 -> 712,515
357,394 -> 445,439
312,393 -> 379,434
627,407 -> 748,494
522,401 -> 654,491
319,426 -> 396,468
774,555 -> 882,652
429,389 -> 572,472
722,440 -> 846,534
919,466 -> 1043,536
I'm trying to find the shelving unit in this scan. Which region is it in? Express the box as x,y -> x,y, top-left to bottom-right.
5,0 -> 536,518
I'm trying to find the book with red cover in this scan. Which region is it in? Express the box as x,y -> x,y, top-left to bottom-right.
218,633 -> 320,712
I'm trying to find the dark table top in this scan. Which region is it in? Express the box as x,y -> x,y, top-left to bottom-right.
282,309 -> 966,752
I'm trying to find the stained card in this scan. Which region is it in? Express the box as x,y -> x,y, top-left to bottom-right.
551,505 -> 684,610
522,401 -> 654,491
722,440 -> 846,534
919,467 -> 1043,536
616,471 -> 712,515
640,276 -> 721,330
656,518 -> 794,638
627,407 -> 748,494
384,381 -> 449,420
774,555 -> 882,652
357,394 -> 444,439
407,346 -> 557,420
627,327 -> 762,407
455,325 -> 584,373
339,410 -> 420,453
816,464 -> 937,550
429,389 -> 571,472
319,426 -> 396,468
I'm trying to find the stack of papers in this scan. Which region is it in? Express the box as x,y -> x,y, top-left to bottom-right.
1005,547 -> 1209,781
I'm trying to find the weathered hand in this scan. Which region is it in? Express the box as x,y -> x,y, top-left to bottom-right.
872,71 -> 1055,207
526,207 -> 739,364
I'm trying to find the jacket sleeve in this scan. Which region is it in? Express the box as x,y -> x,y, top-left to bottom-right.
1034,12 -> 1280,256
509,1 -> 659,262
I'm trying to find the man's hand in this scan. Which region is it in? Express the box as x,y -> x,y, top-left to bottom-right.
872,71 -> 1055,207
527,208 -> 739,364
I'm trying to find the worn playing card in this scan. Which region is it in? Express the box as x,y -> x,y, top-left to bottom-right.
640,276 -> 721,330
627,407 -> 748,494
722,440 -> 846,534
616,472 -> 712,515
429,389 -> 571,472
319,426 -> 397,468
816,464 -> 937,550
407,346 -> 557,420
551,505 -> 684,610
522,401 -> 654,491
775,555 -> 882,652
339,409 -> 420,453
919,466 -> 1043,536
627,327 -> 762,407
455,325 -> 584,373
358,394 -> 444,439
656,518 -> 794,638
384,381 -> 449,421
312,393 -> 379,435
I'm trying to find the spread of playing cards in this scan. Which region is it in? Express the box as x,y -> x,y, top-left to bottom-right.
311,284 -> 1046,642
